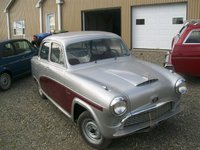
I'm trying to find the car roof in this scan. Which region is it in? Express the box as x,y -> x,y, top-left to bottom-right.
184,20 -> 200,29
44,31 -> 121,45
0,39 -> 29,45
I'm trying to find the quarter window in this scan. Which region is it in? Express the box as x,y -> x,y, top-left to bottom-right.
185,30 -> 200,43
40,42 -> 50,60
13,20 -> 25,35
50,43 -> 64,65
0,43 -> 15,57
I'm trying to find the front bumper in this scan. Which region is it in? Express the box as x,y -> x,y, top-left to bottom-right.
101,100 -> 182,138
164,52 -> 175,72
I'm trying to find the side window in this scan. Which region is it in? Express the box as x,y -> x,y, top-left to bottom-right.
13,41 -> 31,55
50,43 -> 64,65
40,42 -> 50,60
185,30 -> 200,43
0,43 -> 15,57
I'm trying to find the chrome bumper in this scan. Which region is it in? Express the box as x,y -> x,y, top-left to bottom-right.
112,101 -> 181,137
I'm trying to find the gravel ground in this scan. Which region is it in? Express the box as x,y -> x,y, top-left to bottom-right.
1,50 -> 200,150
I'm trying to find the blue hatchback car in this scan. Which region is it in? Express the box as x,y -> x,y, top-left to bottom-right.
0,39 -> 38,90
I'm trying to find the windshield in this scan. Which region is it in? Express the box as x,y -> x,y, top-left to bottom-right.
66,38 -> 130,65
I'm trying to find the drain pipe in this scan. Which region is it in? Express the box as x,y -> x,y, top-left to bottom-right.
39,7 -> 43,33
36,0 -> 43,33
4,0 -> 15,39
56,0 -> 64,31
5,12 -> 11,39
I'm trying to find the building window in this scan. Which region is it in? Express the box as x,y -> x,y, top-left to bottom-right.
13,20 -> 25,35
136,19 -> 145,25
172,17 -> 183,24
46,13 -> 56,33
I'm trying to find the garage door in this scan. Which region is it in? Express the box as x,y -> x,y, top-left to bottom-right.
82,9 -> 121,36
132,3 -> 187,49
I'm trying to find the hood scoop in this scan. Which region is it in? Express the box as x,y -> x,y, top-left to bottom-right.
136,79 -> 158,87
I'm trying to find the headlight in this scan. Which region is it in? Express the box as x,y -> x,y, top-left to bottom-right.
110,97 -> 127,116
175,79 -> 187,95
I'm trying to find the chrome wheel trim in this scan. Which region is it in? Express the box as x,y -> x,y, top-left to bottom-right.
82,119 -> 103,144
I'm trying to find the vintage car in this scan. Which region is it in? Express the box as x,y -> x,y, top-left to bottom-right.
164,20 -> 200,76
0,39 -> 38,90
31,31 -> 187,149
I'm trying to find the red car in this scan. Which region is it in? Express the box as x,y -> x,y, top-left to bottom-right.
165,20 -> 200,76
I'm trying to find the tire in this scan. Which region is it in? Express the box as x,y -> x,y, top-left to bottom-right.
78,111 -> 111,149
38,82 -> 46,99
0,72 -> 12,91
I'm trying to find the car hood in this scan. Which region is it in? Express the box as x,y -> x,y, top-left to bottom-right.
72,57 -> 176,94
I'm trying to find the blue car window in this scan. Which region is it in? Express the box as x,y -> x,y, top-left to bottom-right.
0,43 -> 15,57
13,41 -> 31,55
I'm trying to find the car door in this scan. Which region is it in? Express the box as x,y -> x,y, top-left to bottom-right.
12,40 -> 35,74
42,42 -> 72,112
172,29 -> 200,75
0,42 -> 25,78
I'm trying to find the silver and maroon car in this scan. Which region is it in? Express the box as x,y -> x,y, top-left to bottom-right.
31,31 -> 187,149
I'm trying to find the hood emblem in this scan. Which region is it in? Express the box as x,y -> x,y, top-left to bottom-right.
102,86 -> 111,92
152,96 -> 159,103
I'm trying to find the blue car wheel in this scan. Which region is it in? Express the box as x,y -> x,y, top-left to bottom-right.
0,72 -> 11,91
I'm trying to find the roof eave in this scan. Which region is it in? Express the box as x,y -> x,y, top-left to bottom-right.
36,0 -> 44,8
4,0 -> 15,13
56,0 -> 64,4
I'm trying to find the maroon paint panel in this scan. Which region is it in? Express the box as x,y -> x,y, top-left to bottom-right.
40,76 -> 103,113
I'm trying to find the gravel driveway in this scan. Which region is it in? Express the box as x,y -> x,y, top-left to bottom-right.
1,50 -> 200,150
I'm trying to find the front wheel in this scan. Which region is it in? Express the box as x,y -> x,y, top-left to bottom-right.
78,111 -> 111,149
0,72 -> 12,91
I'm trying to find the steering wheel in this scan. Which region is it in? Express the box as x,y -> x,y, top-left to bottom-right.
101,49 -> 119,59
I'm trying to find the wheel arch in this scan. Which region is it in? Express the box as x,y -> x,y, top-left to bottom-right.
72,98 -> 100,125
0,69 -> 13,79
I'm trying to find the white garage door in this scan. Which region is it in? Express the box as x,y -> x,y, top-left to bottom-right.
132,3 -> 187,49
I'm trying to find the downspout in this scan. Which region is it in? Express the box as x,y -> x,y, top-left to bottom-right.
39,6 -> 43,33
56,0 -> 64,31
4,0 -> 15,39
6,12 -> 11,39
36,0 -> 43,33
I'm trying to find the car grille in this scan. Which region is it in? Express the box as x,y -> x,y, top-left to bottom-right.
124,102 -> 173,127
